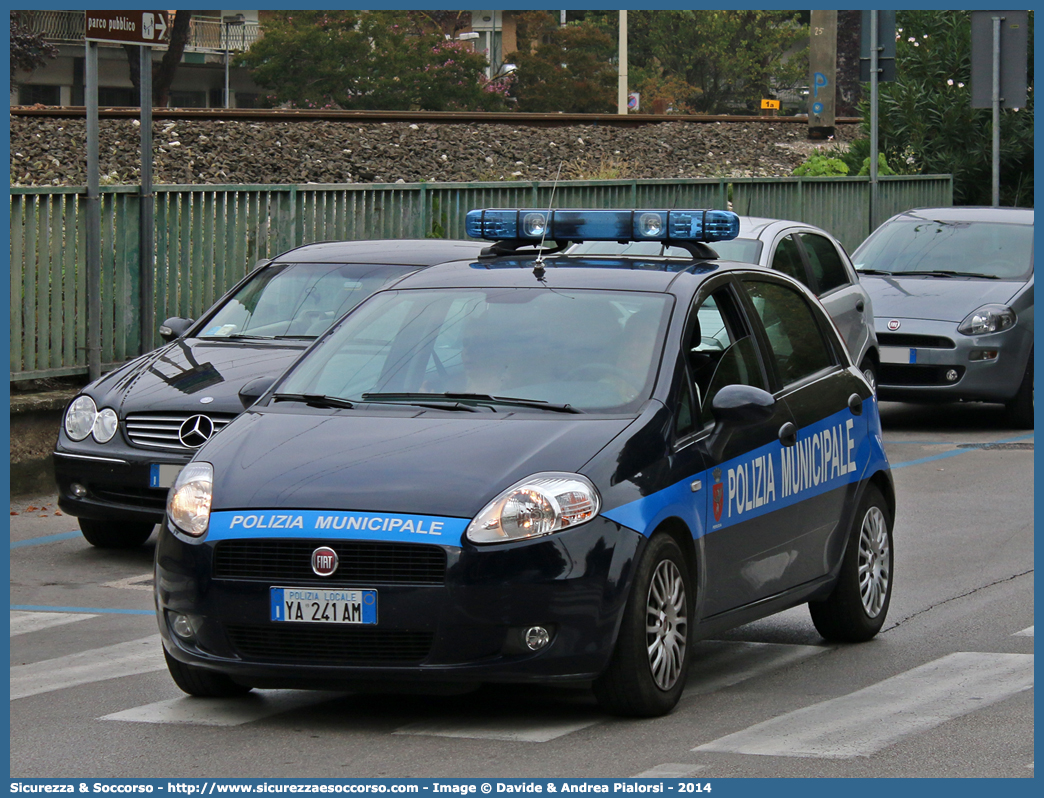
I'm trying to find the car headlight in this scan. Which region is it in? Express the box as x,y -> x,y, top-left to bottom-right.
466,472 -> 601,544
64,395 -> 97,441
167,462 -> 214,537
958,304 -> 1017,335
92,408 -> 119,443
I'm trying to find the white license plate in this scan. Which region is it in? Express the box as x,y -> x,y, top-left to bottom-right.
150,463 -> 182,488
270,587 -> 377,625
880,346 -> 916,365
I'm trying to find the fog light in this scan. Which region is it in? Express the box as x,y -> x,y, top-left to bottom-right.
70,483 -> 87,498
524,626 -> 551,651
945,369 -> 959,382
969,350 -> 999,362
170,612 -> 199,642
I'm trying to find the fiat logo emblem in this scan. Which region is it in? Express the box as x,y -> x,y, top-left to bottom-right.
887,319 -> 901,331
178,414 -> 215,448
311,546 -> 339,577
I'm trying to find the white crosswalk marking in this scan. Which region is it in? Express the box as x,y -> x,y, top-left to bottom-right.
632,764 -> 708,778
683,640 -> 826,697
394,715 -> 599,742
1014,626 -> 1033,637
9,610 -> 97,637
10,634 -> 166,700
692,652 -> 1034,759
102,691 -> 339,726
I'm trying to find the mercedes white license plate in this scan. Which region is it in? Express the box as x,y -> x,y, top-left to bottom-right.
270,587 -> 377,625
150,463 -> 182,488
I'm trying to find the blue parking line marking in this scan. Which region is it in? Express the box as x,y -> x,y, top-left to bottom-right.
10,531 -> 83,549
10,604 -> 154,616
890,433 -> 1033,470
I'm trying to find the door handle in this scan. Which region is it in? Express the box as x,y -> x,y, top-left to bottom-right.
848,393 -> 864,415
778,421 -> 797,447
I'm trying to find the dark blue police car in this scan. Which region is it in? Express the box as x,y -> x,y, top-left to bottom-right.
156,209 -> 894,717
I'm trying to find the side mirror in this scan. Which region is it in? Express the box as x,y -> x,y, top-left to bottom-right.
705,385 -> 776,461
710,384 -> 776,425
238,375 -> 276,409
159,317 -> 194,342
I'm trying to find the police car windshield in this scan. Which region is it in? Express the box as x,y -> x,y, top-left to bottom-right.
198,262 -> 417,339
568,239 -> 762,263
279,287 -> 673,414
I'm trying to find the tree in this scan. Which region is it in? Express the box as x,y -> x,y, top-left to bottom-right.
123,10 -> 196,107
10,11 -> 57,91
858,10 -> 1034,206
506,12 -> 618,113
236,11 -> 505,111
625,10 -> 807,114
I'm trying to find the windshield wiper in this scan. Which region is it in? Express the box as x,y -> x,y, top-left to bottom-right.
856,268 -> 895,275
361,392 -> 582,414
270,392 -> 355,409
895,270 -> 1001,279
358,392 -> 484,412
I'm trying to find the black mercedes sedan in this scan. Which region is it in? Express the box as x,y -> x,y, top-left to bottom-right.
54,239 -> 486,548
156,209 -> 895,717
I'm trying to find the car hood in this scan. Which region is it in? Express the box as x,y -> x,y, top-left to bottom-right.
87,338 -> 309,415
863,275 -> 1022,323
202,408 -> 638,519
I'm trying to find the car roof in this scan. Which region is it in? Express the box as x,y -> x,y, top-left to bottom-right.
390,251 -> 776,294
736,216 -> 829,238
884,207 -> 1034,225
272,239 -> 488,265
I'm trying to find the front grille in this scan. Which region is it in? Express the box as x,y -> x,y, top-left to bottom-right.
225,624 -> 433,664
878,333 -> 956,349
213,539 -> 448,585
880,364 -> 966,386
92,485 -> 168,511
125,412 -> 235,451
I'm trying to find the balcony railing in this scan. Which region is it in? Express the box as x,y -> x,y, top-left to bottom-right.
25,10 -> 261,52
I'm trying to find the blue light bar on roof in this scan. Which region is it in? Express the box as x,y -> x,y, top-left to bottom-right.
465,208 -> 740,244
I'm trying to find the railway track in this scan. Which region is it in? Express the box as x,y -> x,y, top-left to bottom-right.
10,105 -> 862,128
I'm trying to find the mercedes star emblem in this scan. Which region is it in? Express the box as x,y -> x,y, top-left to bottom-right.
178,414 -> 216,448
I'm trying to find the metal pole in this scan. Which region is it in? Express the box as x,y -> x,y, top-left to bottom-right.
991,16 -> 1002,207
140,45 -> 155,353
224,22 -> 231,109
86,41 -> 102,381
617,10 -> 628,115
869,11 -> 880,232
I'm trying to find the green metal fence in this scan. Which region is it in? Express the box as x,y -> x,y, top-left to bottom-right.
10,175 -> 952,382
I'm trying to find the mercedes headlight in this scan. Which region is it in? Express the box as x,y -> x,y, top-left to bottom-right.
466,472 -> 600,544
167,462 -> 214,537
64,396 -> 97,441
92,408 -> 119,443
958,304 -> 1016,335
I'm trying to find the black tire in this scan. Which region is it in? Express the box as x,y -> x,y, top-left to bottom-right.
1005,351 -> 1033,429
858,357 -> 877,394
164,648 -> 253,698
809,484 -> 893,642
79,518 -> 155,549
594,534 -> 692,717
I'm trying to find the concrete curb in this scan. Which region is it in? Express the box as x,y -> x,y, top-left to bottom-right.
10,389 -> 78,498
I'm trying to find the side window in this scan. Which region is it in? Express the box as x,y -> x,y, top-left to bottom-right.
799,233 -> 850,294
769,235 -> 807,286
744,280 -> 835,387
686,287 -> 768,427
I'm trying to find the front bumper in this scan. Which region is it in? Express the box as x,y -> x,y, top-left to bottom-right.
156,516 -> 644,689
875,319 -> 1031,403
54,441 -> 192,525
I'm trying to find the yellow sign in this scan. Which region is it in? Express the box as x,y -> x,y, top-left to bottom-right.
761,99 -> 781,110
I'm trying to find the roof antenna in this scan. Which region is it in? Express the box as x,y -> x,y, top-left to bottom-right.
533,162 -> 564,278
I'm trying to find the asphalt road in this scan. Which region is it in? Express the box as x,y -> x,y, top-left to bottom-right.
8,400 -> 1034,779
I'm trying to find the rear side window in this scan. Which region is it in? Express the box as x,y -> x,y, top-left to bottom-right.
799,233 -> 850,294
743,280 -> 835,387
769,235 -> 807,285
